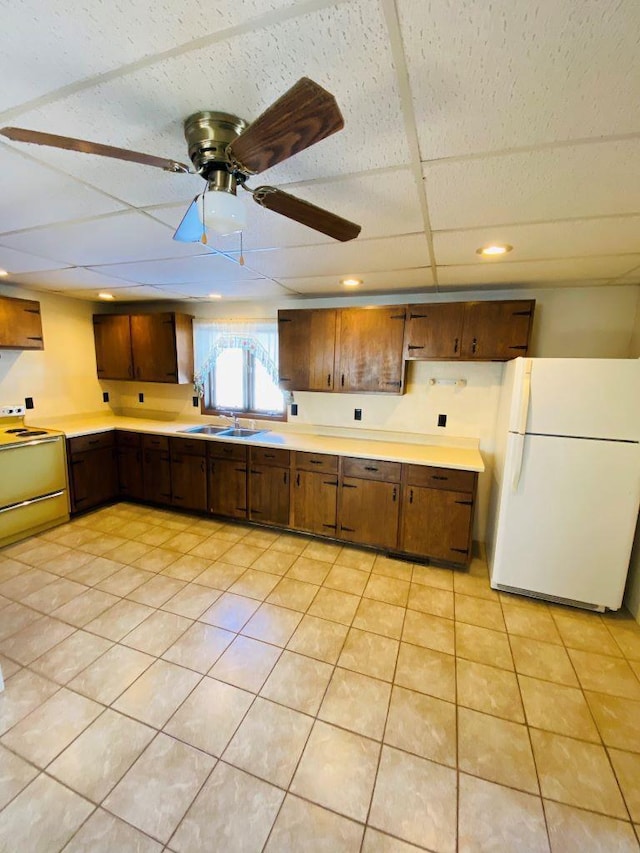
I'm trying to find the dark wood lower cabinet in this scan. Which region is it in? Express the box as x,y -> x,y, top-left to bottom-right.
67,439 -> 117,513
338,477 -> 399,550
249,464 -> 290,526
142,449 -> 172,506
401,486 -> 474,563
208,458 -> 247,519
116,432 -> 144,501
292,469 -> 338,535
171,453 -> 207,512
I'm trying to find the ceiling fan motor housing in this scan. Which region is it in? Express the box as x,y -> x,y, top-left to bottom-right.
183,111 -> 248,187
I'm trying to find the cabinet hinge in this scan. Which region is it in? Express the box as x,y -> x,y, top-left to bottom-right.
450,547 -> 469,554
454,500 -> 473,506
407,345 -> 424,350
340,525 -> 355,532
323,480 -> 338,486
278,317 -> 292,323
409,313 -> 428,320
322,523 -> 337,530
27,336 -> 43,341
509,346 -> 528,350
389,314 -> 406,320
342,483 -> 357,489
512,310 -> 533,316
24,308 -> 41,315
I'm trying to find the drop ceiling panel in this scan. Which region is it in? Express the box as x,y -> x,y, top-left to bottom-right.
8,0 -> 409,205
0,0 -> 299,113
5,267 -> 135,292
425,140 -> 640,230
239,235 -> 431,279
0,245 -> 67,275
0,211 -> 210,266
398,0 -> 640,160
434,217 -> 640,266
438,255 -> 640,287
152,280 -> 291,300
91,252 -> 264,285
280,267 -> 435,294
67,285 -> 178,301
0,144 -> 125,233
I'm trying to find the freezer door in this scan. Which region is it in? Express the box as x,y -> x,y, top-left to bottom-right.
523,359 -> 640,441
491,433 -> 640,610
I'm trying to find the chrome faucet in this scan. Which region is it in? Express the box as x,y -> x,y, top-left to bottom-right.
222,411 -> 240,429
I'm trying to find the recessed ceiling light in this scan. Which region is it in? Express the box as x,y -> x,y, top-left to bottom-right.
208,293 -> 222,299
0,269 -> 8,276
476,243 -> 513,257
98,292 -> 115,300
341,277 -> 362,287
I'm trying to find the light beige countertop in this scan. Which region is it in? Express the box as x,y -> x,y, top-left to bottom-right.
33,413 -> 485,473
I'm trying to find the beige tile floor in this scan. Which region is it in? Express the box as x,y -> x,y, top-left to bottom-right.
0,503 -> 639,852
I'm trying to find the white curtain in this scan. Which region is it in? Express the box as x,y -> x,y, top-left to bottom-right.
193,319 -> 279,397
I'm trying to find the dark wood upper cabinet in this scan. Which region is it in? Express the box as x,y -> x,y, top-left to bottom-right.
94,315 -> 133,380
0,295 -> 44,350
93,312 -> 194,384
460,300 -> 535,360
278,309 -> 336,392
336,306 -> 406,393
404,303 -> 465,360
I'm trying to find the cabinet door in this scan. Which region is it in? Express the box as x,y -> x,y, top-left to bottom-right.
142,449 -> 172,505
278,309 -> 336,392
461,300 -> 535,360
249,464 -> 290,526
117,447 -> 144,500
338,477 -> 399,549
336,307 -> 406,392
0,296 -> 44,350
404,303 -> 464,360
292,470 -> 338,536
401,486 -> 473,564
69,447 -> 117,512
93,315 -> 133,380
171,453 -> 207,512
208,458 -> 247,519
131,314 -> 179,383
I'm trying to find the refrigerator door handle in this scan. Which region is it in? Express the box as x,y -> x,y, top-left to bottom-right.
516,362 -> 532,434
511,433 -> 525,493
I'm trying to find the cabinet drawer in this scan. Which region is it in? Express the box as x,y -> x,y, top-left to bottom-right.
294,451 -> 338,473
405,465 -> 476,492
170,436 -> 206,457
68,432 -> 114,454
208,442 -> 248,462
251,447 -> 290,467
116,430 -> 142,449
142,434 -> 169,452
342,456 -> 401,482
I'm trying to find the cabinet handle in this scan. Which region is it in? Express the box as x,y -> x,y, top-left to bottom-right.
409,313 -> 427,320
26,336 -> 43,341
471,338 -> 477,354
251,508 -> 262,514
128,364 -> 133,378
296,473 -> 300,486
342,483 -> 357,489
250,469 -> 261,475
509,345 -> 528,350
364,466 -> 378,472
324,480 -> 338,486
451,547 -> 469,554
455,500 -> 473,506
88,439 -> 99,446
24,308 -> 40,315
340,525 -> 355,532
234,466 -> 246,473
409,489 -> 414,504
341,374 -> 345,387
209,461 -> 216,473
166,371 -> 178,377
390,313 -> 406,320
322,523 -> 337,530
383,381 -> 402,387
264,453 -> 275,459
327,373 -> 331,387
392,486 -> 397,502
283,471 -> 288,485
432,475 -> 448,481
200,460 -> 205,473
280,377 -> 291,382
512,309 -> 533,316
454,337 -> 459,353
407,345 -> 424,351
309,459 -> 323,465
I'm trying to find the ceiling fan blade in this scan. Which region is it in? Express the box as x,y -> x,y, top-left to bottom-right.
252,186 -> 360,242
0,126 -> 191,173
228,78 -> 344,175
172,196 -> 206,243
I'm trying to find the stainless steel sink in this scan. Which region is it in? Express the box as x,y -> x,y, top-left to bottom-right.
180,425 -> 230,435
218,428 -> 266,438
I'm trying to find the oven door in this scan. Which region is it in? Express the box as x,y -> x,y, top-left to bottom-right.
0,436 -> 68,507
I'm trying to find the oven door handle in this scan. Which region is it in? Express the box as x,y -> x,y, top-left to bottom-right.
0,437 -> 60,451
0,490 -> 66,514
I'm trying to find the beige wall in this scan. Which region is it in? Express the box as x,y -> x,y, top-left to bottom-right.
0,283 -> 107,419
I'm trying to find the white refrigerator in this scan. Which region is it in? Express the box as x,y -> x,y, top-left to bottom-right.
487,358 -> 640,611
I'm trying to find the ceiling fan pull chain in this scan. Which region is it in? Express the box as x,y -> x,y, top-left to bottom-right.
201,193 -> 207,245
239,231 -> 245,266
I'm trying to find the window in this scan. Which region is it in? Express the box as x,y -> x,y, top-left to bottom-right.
194,320 -> 285,419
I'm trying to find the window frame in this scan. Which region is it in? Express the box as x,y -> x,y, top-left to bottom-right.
199,333 -> 287,422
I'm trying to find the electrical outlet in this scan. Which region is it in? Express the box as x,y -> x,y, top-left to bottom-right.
437,413 -> 447,427
192,396 -> 199,408
25,397 -> 34,410
0,404 -> 26,417
354,408 -> 362,421
102,392 -> 109,403
290,403 -> 298,416
138,393 -> 144,403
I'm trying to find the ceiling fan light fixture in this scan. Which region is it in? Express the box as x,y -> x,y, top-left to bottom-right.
476,243 -> 513,257
202,185 -> 247,236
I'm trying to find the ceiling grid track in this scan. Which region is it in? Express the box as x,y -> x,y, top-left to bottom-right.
380,0 -> 439,290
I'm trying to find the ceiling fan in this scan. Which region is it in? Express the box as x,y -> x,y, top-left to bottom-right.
0,77 -> 361,244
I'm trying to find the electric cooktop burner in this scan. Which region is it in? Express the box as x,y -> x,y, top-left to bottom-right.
5,428 -> 28,433
20,430 -> 49,437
